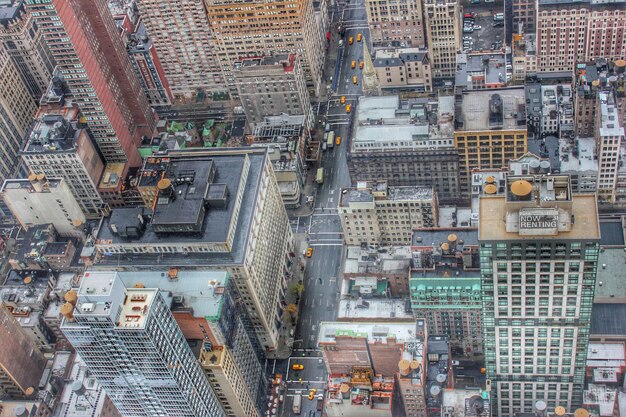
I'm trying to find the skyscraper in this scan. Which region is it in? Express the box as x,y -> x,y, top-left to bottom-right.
60,271 -> 226,417
25,0 -> 156,169
0,1 -> 55,100
204,0 -> 324,97
134,0 -> 228,100
0,42 -> 37,182
365,0 -> 425,47
423,0 -> 460,79
479,171 -> 599,416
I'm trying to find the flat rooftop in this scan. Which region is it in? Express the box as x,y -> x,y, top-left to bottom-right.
118,289 -> 156,329
96,150 -> 266,267
559,137 -> 597,173
478,194 -> 599,241
114,270 -> 228,319
318,322 -> 416,344
337,299 -> 413,321
599,221 -> 625,246
588,343 -> 625,361
457,88 -> 526,131
590,303 -> 626,336
595,249 -> 626,302
412,228 -> 479,247
98,162 -> 125,190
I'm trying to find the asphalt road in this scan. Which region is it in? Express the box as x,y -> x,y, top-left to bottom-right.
275,2 -> 370,416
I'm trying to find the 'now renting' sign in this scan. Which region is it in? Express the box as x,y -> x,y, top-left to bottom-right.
519,209 -> 558,236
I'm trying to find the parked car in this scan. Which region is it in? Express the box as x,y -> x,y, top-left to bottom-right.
306,247 -> 313,257
473,25 -> 482,30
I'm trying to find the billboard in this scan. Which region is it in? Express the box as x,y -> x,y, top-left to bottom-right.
518,209 -> 558,236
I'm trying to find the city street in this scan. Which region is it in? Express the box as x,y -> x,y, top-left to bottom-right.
275,1 -> 371,416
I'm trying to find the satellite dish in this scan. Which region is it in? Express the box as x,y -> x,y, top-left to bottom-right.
430,385 -> 441,396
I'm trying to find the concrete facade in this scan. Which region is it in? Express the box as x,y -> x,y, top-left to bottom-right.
339,181 -> 438,245
373,48 -> 432,91
0,43 -> 37,183
0,1 -> 55,100
234,54 -> 312,129
365,0 -> 425,47
423,0 -> 460,79
1,176 -> 86,237
204,0 -> 324,97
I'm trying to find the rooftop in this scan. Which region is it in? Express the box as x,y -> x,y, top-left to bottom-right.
588,343 -> 625,361
118,289 -> 156,329
595,249 -> 626,302
1,177 -> 63,193
455,53 -> 507,88
442,389 -> 491,417
599,220 -> 625,246
337,299 -> 413,320
456,87 -> 526,131
373,48 -> 429,68
340,182 -> 433,206
113,269 -> 228,319
1,269 -> 53,310
54,353 -> 111,417
344,245 -> 412,275
0,0 -> 21,26
318,322 -> 417,344
96,149 -> 266,267
237,54 -> 296,73
98,162 -> 125,190
583,384 -> 616,417
598,92 -> 625,138
23,112 -> 82,154
590,303 -> 626,336
412,228 -> 478,247
479,174 -> 599,241
559,137 -> 598,173
352,96 -> 455,151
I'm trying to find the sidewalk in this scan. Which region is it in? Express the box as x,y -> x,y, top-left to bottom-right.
267,232 -> 310,360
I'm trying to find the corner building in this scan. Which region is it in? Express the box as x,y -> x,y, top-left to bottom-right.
479,172 -> 599,416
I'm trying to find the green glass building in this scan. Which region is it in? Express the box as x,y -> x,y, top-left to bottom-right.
479,173 -> 599,417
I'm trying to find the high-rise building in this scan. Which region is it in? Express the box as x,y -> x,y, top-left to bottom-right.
409,229 -> 483,357
347,95 -> 460,203
0,1 -> 55,100
338,181 -> 438,246
536,1 -> 626,74
0,305 -> 46,399
423,0 -> 460,79
90,269 -> 267,417
512,0 -> 536,35
93,148 -> 294,352
595,91 -> 625,204
25,0 -> 156,169
479,172 -> 600,416
234,54 -> 312,129
60,272 -> 227,417
454,88 -> 528,198
365,0 -> 425,47
0,43 -> 37,183
133,0 -> 227,100
204,0 -> 324,97
1,175 -> 86,236
21,75 -> 106,218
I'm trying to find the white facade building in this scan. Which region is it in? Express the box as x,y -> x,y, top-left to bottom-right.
60,272 -> 226,417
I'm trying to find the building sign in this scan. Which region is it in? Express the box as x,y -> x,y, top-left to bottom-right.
518,209 -> 558,236
136,57 -> 157,90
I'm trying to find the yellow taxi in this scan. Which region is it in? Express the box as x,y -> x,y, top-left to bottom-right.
336,136 -> 341,146
351,60 -> 356,69
352,75 -> 358,85
340,95 -> 346,104
308,389 -> 317,400
346,104 -> 352,113
359,61 -> 364,69
357,33 -> 363,42
306,247 -> 313,257
292,364 -> 304,371
348,36 -> 354,45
